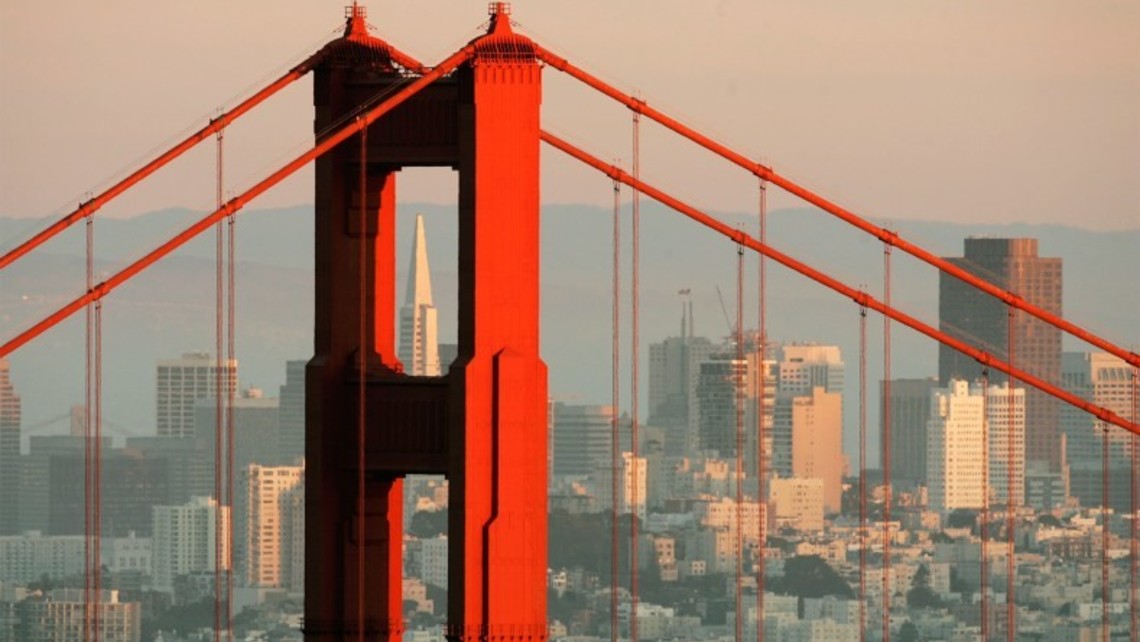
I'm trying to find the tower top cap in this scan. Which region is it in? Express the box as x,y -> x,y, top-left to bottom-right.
344,2 -> 368,38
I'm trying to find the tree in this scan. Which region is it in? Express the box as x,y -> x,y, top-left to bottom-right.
767,555 -> 854,599
898,620 -> 920,642
408,509 -> 448,538
907,564 -> 940,609
946,509 -> 977,530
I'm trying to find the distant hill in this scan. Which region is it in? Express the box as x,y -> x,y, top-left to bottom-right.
2,204 -> 1137,462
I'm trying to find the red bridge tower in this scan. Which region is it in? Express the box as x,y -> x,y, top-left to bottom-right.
305,4 -> 547,640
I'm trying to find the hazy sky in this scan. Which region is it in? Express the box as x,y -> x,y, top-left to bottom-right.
1,0 -> 1138,230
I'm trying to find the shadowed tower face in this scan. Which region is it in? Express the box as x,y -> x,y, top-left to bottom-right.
399,214 -> 440,376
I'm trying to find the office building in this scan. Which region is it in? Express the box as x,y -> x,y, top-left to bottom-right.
939,238 -> 1062,470
594,451 -> 647,520
152,496 -> 230,594
0,360 -> 20,535
927,379 -> 1025,511
1063,352 -> 1136,511
777,344 -> 845,397
551,403 -> 614,479
769,476 -> 824,532
157,352 -> 236,438
648,309 -> 717,457
278,360 -> 306,465
15,589 -> 141,642
881,378 -> 938,488
772,387 -> 844,512
399,214 -> 441,376
243,464 -> 303,588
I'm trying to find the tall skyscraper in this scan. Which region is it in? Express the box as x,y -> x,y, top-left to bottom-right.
399,214 -> 441,376
243,464 -> 303,588
777,344 -> 844,397
0,360 -> 21,535
881,378 -> 938,488
152,496 -> 230,594
939,238 -> 1062,470
927,379 -> 1026,511
1063,352 -> 1136,511
772,387 -> 844,513
551,403 -> 614,479
278,360 -> 306,465
648,302 -> 717,457
156,352 -> 236,438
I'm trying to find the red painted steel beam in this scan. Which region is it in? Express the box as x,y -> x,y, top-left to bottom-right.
535,45 -> 1140,370
540,129 -> 1140,436
0,46 -> 473,360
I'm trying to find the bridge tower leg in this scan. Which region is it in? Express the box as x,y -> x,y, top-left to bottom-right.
448,8 -> 549,642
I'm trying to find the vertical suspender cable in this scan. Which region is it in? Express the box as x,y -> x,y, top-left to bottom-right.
858,302 -> 867,642
630,112 -> 641,642
755,179 -> 767,642
1132,366 -> 1139,642
881,244 -> 892,642
610,179 -> 621,642
1006,308 -> 1016,642
214,128 -> 225,642
84,212 -> 94,642
981,367 -> 990,642
1102,421 -> 1110,642
224,131 -> 236,642
93,298 -> 103,642
734,237 -> 745,642
356,119 -> 368,642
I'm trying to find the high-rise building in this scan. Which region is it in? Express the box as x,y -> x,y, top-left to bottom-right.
927,379 -> 1026,511
48,446 -> 171,536
939,238 -> 1062,470
152,496 -> 230,594
696,356 -> 748,458
15,589 -> 141,642
882,378 -> 939,488
1063,352 -> 1137,511
768,476 -> 824,532
772,387 -> 843,513
278,360 -> 306,465
157,352 -> 236,438
399,214 -> 441,376
927,380 -> 985,511
0,360 -> 21,535
594,451 -> 647,520
279,480 -> 305,593
647,308 -> 717,457
193,389 -> 281,470
551,403 -> 614,479
777,344 -> 844,397
243,464 -> 303,588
